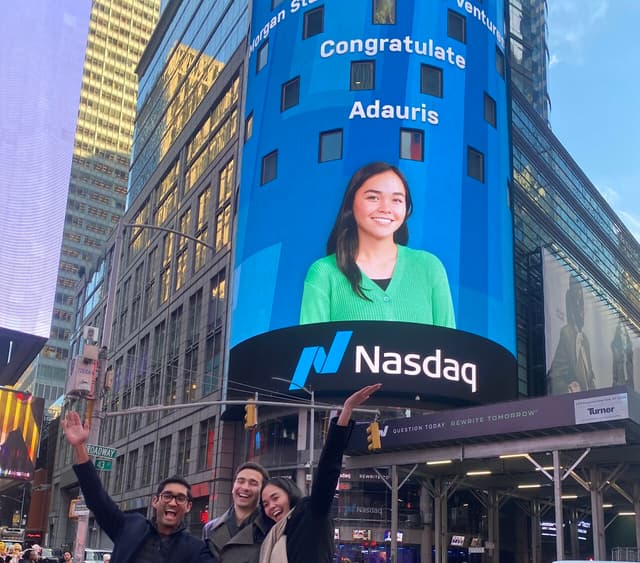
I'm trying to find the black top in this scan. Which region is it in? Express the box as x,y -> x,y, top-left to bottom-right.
284,419 -> 354,563
72,461 -> 213,563
372,278 -> 391,290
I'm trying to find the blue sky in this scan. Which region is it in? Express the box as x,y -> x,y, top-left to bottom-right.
547,0 -> 640,241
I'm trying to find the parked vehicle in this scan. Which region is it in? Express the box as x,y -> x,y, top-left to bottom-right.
84,548 -> 112,563
40,547 -> 62,563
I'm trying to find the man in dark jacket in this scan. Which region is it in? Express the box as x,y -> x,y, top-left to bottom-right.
202,461 -> 272,563
62,411 -> 214,563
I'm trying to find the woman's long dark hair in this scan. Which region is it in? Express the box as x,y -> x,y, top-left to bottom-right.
326,162 -> 413,300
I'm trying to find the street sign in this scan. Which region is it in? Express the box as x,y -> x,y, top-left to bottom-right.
94,459 -> 113,471
87,444 -> 117,458
69,498 -> 90,518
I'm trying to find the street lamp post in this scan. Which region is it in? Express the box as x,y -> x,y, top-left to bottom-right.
272,377 -> 316,488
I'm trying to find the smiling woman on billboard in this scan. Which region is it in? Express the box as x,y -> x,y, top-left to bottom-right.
300,161 -> 455,327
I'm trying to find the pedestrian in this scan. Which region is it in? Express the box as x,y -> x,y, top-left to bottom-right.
19,548 -> 38,563
260,384 -> 381,563
62,411 -> 214,563
203,460 -> 272,563
7,544 -> 22,563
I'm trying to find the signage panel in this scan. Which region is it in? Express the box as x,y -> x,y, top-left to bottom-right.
87,444 -> 118,458
94,459 -> 113,471
543,248 -> 640,394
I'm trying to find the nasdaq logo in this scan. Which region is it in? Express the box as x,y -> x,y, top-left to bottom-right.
290,331 -> 353,390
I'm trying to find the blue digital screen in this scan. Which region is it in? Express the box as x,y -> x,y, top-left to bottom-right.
230,1 -> 516,405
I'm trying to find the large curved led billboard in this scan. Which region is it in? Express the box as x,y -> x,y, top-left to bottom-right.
231,1 -> 516,406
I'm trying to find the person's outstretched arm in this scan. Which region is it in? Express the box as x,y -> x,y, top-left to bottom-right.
61,411 -> 125,540
310,384 -> 381,516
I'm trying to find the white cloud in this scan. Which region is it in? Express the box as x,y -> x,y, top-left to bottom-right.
618,210 -> 640,243
547,0 -> 609,66
597,184 -> 620,207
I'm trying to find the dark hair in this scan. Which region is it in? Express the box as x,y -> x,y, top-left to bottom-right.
234,461 -> 270,485
263,477 -> 303,509
155,475 -> 192,500
326,162 -> 413,299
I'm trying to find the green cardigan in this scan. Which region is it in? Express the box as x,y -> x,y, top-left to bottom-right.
299,245 -> 455,328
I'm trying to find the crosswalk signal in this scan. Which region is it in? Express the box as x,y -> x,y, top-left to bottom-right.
366,421 -> 381,451
244,403 -> 257,429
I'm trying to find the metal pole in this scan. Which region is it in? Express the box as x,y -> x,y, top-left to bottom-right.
553,450 -> 564,561
73,223 -> 123,563
309,390 -> 314,488
20,485 -> 26,524
590,468 -> 605,560
434,479 -> 442,563
634,485 -> 640,558
391,464 -> 398,563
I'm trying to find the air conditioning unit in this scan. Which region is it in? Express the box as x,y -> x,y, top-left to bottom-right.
83,326 -> 99,343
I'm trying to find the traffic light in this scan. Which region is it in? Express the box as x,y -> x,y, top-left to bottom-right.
366,421 -> 381,451
244,403 -> 257,429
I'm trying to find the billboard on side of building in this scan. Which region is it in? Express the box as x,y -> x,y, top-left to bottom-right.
0,389 -> 45,480
230,1 -> 517,406
543,248 -> 640,395
0,0 -> 90,339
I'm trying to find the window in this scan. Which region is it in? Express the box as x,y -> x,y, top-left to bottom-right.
219,160 -> 234,205
350,61 -> 374,90
194,230 -> 208,271
261,150 -> 278,185
204,332 -> 222,395
400,129 -> 424,161
373,0 -> 396,24
257,41 -> 268,72
484,93 -> 497,127
177,427 -> 192,476
187,289 -> 203,346
157,436 -> 172,481
303,6 -> 324,38
245,112 -> 253,141
319,129 -> 343,162
175,250 -> 187,291
448,10 -> 466,43
198,417 -> 216,470
496,47 -> 505,78
207,270 -> 226,332
281,77 -> 300,111
420,64 -> 443,97
114,456 -> 125,493
467,146 -> 485,182
126,449 -> 138,490
215,205 -> 231,251
183,347 -> 199,402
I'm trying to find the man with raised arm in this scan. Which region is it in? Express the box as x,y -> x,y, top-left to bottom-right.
62,411 -> 215,563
